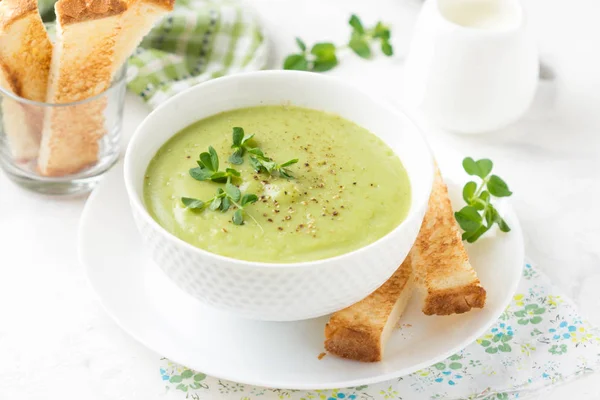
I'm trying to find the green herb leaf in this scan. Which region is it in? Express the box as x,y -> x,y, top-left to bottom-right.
454,205 -> 483,232
311,42 -> 336,60
209,197 -> 222,211
311,42 -> 338,72
484,206 -> 495,226
381,40 -> 393,56
279,169 -> 293,179
259,158 -> 277,173
183,131 -> 292,231
313,58 -> 339,72
225,182 -> 241,202
349,35 -> 371,59
241,133 -> 255,145
228,148 -> 244,165
249,156 -> 262,172
463,224 -> 491,243
462,181 -> 477,203
210,171 -> 228,183
241,193 -> 258,206
189,167 -> 212,181
247,148 -> 264,157
232,209 -> 244,225
479,191 -> 490,203
295,37 -> 307,52
349,14 -> 364,34
373,22 -> 391,40
226,168 -> 241,177
181,197 -> 205,210
487,175 -> 513,197
279,158 -> 299,168
282,14 -> 393,72
283,54 -> 308,71
199,152 -> 214,172
495,215 -> 511,232
471,190 -> 490,210
232,127 -> 244,147
462,157 -> 479,177
208,146 -> 219,172
489,207 -> 511,232
476,159 -> 493,178
456,157 -> 512,242
221,196 -> 231,212
462,157 -> 493,179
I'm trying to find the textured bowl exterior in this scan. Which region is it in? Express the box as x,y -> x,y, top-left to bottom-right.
125,71 -> 434,321
130,200 -> 426,321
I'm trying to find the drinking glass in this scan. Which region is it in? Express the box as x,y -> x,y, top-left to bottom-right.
0,65 -> 126,195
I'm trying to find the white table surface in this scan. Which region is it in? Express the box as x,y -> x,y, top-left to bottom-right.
1,0 -> 599,398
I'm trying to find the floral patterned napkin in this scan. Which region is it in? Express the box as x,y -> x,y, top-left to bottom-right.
157,262 -> 600,400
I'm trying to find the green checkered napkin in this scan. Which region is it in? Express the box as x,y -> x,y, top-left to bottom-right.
39,0 -> 269,108
127,0 -> 269,108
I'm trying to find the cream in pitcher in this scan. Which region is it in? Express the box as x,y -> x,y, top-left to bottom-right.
403,0 -> 539,133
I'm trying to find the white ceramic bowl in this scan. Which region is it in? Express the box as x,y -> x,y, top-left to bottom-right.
124,71 -> 434,321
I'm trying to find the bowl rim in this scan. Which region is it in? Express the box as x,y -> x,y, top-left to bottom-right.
124,70 -> 434,269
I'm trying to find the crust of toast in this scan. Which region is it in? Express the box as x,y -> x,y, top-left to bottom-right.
0,0 -> 52,160
38,0 -> 173,176
56,0 -> 126,25
38,1 -> 124,176
324,259 -> 414,362
410,166 -> 487,316
111,0 -> 173,75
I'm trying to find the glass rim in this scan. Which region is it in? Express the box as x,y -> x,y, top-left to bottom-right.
0,64 -> 127,108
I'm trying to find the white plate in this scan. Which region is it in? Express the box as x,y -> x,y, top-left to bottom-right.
78,164 -> 523,390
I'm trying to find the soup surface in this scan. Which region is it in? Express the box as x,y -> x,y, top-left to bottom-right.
144,105 -> 411,262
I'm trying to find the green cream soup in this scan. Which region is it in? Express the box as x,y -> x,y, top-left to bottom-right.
144,106 -> 411,263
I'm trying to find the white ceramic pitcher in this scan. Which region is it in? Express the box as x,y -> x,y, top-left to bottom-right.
403,0 -> 539,133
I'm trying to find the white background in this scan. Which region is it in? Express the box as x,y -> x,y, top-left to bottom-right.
1,0 -> 599,398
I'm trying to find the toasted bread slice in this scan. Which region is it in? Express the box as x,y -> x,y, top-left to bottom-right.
0,0 -> 52,160
38,0 -> 173,176
324,259 -> 414,362
38,0 -> 127,176
112,0 -> 174,75
411,167 -> 486,315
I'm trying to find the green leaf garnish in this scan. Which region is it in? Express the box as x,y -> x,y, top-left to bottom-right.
487,175 -> 513,197
348,14 -> 364,34
381,41 -> 393,56
189,167 -> 213,181
295,37 -> 307,52
209,196 -> 222,211
228,129 -> 298,178
225,182 -> 241,202
249,153 -> 298,179
232,209 -> 244,225
232,127 -> 244,147
462,181 -> 477,203
282,14 -> 393,72
182,183 -> 261,229
241,193 -> 259,207
454,205 -> 483,232
181,197 -> 205,210
283,54 -> 309,71
228,127 -> 256,165
183,129 -> 298,228
349,34 -> 371,59
191,145 -> 241,182
455,157 -> 513,243
462,157 -> 493,179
